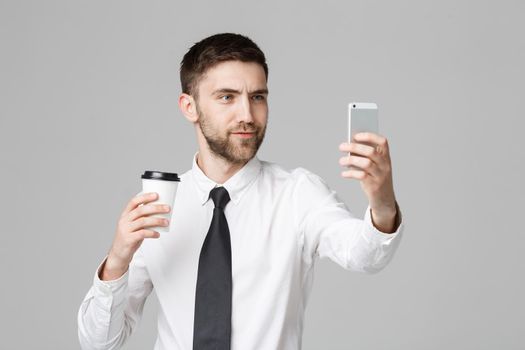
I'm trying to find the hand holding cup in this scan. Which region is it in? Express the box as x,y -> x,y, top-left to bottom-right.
101,192 -> 171,280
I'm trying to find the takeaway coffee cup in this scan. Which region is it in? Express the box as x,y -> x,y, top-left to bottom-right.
141,170 -> 180,233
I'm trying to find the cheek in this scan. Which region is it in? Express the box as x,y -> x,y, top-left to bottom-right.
254,106 -> 268,123
204,108 -> 230,126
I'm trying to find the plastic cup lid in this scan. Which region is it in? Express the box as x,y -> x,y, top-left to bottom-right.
141,171 -> 180,182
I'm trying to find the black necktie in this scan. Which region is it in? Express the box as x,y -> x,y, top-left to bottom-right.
193,186 -> 232,350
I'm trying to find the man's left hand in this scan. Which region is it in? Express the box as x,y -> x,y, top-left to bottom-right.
338,132 -> 398,232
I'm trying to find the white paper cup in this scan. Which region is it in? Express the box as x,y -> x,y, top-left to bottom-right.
141,170 -> 180,233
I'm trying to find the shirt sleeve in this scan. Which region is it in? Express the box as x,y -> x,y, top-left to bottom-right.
295,169 -> 404,274
77,246 -> 153,350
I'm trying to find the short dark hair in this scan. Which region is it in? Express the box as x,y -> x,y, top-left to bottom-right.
180,33 -> 268,100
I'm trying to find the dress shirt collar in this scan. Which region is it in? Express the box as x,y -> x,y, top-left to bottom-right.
191,151 -> 262,206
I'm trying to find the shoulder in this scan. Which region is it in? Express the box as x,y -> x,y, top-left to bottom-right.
179,168 -> 192,181
259,159 -> 330,193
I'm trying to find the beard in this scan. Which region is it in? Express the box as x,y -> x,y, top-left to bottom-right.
196,102 -> 267,165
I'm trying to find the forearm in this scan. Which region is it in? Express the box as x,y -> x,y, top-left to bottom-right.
345,202 -> 404,274
78,257 -> 131,350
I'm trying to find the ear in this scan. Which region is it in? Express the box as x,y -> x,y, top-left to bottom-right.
179,93 -> 199,123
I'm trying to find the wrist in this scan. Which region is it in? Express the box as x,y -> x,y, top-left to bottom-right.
371,202 -> 397,218
370,201 -> 399,234
100,252 -> 130,281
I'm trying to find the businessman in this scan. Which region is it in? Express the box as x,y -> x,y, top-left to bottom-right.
78,32 -> 404,350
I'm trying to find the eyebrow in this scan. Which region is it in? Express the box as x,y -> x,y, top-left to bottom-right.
211,88 -> 269,95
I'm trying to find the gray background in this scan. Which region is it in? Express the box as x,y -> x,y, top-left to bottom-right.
1,0 -> 524,349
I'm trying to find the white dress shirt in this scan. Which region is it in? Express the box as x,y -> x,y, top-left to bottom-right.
78,152 -> 404,350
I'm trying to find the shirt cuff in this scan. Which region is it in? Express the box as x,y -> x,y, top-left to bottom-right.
364,201 -> 403,239
92,256 -> 129,309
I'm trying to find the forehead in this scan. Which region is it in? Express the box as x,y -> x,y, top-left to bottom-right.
198,61 -> 267,93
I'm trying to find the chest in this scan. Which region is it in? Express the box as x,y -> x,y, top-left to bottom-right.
142,183 -> 302,285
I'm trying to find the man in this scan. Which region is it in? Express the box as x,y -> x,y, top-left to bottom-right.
78,33 -> 404,350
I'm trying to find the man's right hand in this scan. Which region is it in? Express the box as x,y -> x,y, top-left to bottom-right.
100,192 -> 171,281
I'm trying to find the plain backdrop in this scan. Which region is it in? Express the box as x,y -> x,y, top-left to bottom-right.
1,1 -> 524,349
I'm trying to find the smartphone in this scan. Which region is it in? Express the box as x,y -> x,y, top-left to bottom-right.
347,102 -> 379,169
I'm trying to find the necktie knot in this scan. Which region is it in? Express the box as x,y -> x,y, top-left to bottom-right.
209,186 -> 230,210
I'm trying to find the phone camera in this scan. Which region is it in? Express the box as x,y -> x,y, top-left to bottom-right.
353,104 -> 356,108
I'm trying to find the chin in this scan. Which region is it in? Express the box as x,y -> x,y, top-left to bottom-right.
231,148 -> 256,163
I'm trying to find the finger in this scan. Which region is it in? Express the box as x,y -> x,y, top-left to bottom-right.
128,203 -> 171,222
341,168 -> 369,180
340,137 -> 390,163
122,192 -> 158,217
339,155 -> 380,177
133,229 -> 160,240
353,132 -> 389,151
129,216 -> 169,232
339,142 -> 375,158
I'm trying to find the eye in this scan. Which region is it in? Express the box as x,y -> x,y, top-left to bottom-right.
252,95 -> 266,101
220,94 -> 233,101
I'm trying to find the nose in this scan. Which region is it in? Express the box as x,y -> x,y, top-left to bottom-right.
236,95 -> 254,123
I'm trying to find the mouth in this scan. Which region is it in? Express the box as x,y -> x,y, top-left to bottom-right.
232,132 -> 255,138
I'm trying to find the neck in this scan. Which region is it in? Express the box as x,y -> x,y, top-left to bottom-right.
196,148 -> 251,185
